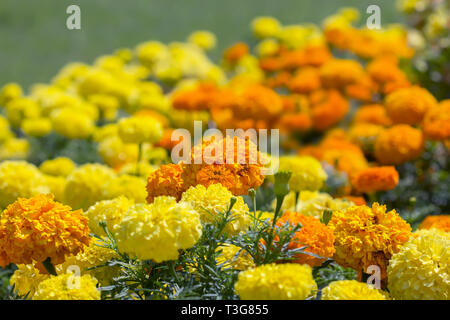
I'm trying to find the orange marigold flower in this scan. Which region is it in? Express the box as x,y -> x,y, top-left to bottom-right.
0,194 -> 90,267
288,67 -> 321,93
422,100 -> 450,141
181,135 -> 266,196
347,123 -> 385,153
345,75 -> 377,103
277,113 -> 312,133
419,215 -> 450,233
385,86 -> 437,125
171,83 -> 220,111
310,90 -> 349,131
146,164 -> 185,203
338,196 -> 366,206
351,166 -> 399,193
353,104 -> 392,126
367,55 -> 408,86
328,203 -> 411,280
319,59 -> 365,89
224,42 -> 249,63
277,212 -> 335,267
374,124 -> 424,165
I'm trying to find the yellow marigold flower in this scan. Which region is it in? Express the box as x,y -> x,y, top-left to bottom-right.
21,118 -> 52,137
85,196 -> 134,237
106,174 -> 147,203
97,135 -> 138,168
251,16 -> 282,39
44,175 -> 66,202
0,161 -> 50,209
136,41 -> 169,68
321,280 -> 388,300
10,264 -> 50,297
276,191 -> 354,220
64,164 -> 117,210
235,263 -> 317,300
57,238 -> 120,286
423,100 -> 450,141
351,166 -> 399,193
215,244 -> 255,271
117,116 -> 163,144
0,115 -> 14,142
388,229 -> 450,300
116,197 -> 202,262
88,94 -> 119,121
329,203 -> 411,280
181,184 -> 251,235
276,212 -> 335,267
188,30 -> 217,51
33,273 -> 100,300
385,86 -> 437,125
278,156 -> 327,192
0,137 -> 30,160
256,39 -> 280,57
118,161 -> 156,178
5,97 -> 40,128
50,108 -> 95,139
419,215 -> 450,233
0,194 -> 90,267
0,83 -> 22,106
93,123 -> 118,142
374,124 -> 424,165
39,157 -> 76,177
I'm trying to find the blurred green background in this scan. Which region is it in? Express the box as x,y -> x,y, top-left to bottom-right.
0,0 -> 403,89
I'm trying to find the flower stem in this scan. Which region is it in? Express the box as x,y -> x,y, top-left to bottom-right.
136,142 -> 143,176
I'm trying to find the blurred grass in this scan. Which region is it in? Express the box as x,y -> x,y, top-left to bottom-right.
0,0 -> 402,89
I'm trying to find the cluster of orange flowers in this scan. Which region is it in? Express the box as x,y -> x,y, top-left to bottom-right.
147,135 -> 266,202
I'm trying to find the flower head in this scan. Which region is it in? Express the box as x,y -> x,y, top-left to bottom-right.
33,274 -> 100,300
39,157 -> 76,177
117,116 -> 163,144
181,184 -> 251,235
215,244 -> 255,271
419,215 -> 450,233
235,263 -> 317,300
278,156 -> 327,192
116,197 -> 202,262
328,203 -> 411,279
146,163 -> 185,203
351,166 -> 399,193
388,229 -> 449,300
423,100 -> 450,141
10,264 -> 50,297
0,194 -> 90,266
321,280 -> 388,300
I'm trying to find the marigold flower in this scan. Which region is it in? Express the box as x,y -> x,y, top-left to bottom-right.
50,108 -> 95,139
321,280 -> 389,300
278,156 -> 327,192
0,161 -> 50,209
288,67 -> 321,93
181,184 -> 251,235
388,229 -> 449,300
5,97 -> 40,128
223,42 -> 249,63
64,164 -> 117,210
117,116 -> 163,144
106,175 -> 147,203
39,157 -> 76,177
0,83 -> 22,106
10,264 -> 50,297
374,124 -> 424,165
353,104 -> 392,126
0,137 -> 30,160
385,86 -> 437,125
251,16 -> 281,39
277,212 -> 335,267
310,89 -> 349,131
215,244 -> 255,271
319,59 -> 365,88
33,273 -> 100,300
146,163 -> 186,203
235,263 -> 317,300
85,196 -> 135,236
21,118 -> 52,137
0,194 -> 90,267
328,203 -> 411,279
58,238 -> 120,286
419,215 -> 450,233
116,197 -> 202,262
188,30 -> 217,51
422,100 -> 450,141
351,166 -> 399,193
347,123 -> 385,152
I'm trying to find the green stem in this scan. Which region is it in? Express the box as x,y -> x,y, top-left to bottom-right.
294,191 -> 299,211
42,257 -> 57,276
